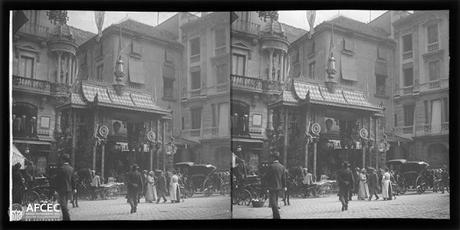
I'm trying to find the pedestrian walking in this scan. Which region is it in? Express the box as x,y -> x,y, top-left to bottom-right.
90,170 -> 101,200
145,171 -> 156,203
156,171 -> 168,203
381,168 -> 392,200
53,154 -> 75,221
302,168 -> 316,197
336,162 -> 353,211
169,171 -> 180,203
12,163 -> 25,205
126,164 -> 143,213
351,167 -> 360,200
358,169 -> 369,200
262,151 -> 287,219
71,171 -> 79,207
368,168 -> 380,200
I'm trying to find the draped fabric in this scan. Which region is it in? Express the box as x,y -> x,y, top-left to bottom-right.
306,11 -> 316,37
341,54 -> 358,81
128,58 -> 145,84
94,11 -> 105,41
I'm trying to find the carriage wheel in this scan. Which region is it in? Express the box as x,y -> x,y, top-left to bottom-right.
416,177 -> 426,194
236,189 -> 252,206
23,190 -> 40,205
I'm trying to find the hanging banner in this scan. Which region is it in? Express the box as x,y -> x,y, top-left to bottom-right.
94,11 -> 105,42
306,11 -> 316,38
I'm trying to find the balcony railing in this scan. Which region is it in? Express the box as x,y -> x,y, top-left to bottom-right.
18,23 -> 50,38
402,51 -> 413,60
203,127 -> 218,137
182,128 -> 201,137
419,78 -> 449,91
415,122 -> 449,136
427,43 -> 440,52
232,20 -> 260,35
231,74 -> 263,92
262,80 -> 283,92
394,125 -> 413,135
13,75 -> 51,94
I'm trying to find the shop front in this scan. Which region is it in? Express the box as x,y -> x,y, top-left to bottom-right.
57,82 -> 172,181
269,80 -> 385,180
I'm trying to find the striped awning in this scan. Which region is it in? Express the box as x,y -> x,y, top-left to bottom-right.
289,80 -> 383,113
81,83 -> 171,116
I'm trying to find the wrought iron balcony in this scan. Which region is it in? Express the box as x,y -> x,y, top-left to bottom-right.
13,75 -> 51,95
231,74 -> 263,92
232,19 -> 260,35
415,122 -> 449,136
262,80 -> 283,92
51,82 -> 71,97
182,128 -> 201,137
419,78 -> 449,91
17,23 -> 50,38
394,125 -> 414,135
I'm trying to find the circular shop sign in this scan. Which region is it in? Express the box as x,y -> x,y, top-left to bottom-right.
359,128 -> 368,139
98,125 -> 109,138
311,123 -> 321,135
146,130 -> 156,142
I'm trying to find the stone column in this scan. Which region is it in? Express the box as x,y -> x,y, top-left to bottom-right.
162,120 -> 166,171
67,54 -> 71,84
280,52 -> 285,82
101,143 -> 105,181
71,110 -> 77,167
283,108 -> 289,167
268,49 -> 274,80
156,119 -> 160,170
57,52 -> 62,83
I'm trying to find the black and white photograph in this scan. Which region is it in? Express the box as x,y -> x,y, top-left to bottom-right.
10,10 -> 231,221
231,10 -> 450,219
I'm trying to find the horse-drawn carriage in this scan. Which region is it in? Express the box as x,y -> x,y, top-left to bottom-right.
231,159 -> 268,206
386,159 -> 431,194
174,162 -> 226,197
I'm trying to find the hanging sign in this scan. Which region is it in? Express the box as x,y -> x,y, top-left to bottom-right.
311,123 -> 321,136
146,130 -> 156,143
359,128 -> 368,139
98,125 -> 109,138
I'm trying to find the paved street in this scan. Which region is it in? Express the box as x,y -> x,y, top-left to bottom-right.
67,195 -> 231,220
232,192 -> 450,219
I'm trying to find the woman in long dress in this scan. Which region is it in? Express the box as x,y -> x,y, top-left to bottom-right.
358,169 -> 369,200
381,168 -> 391,200
145,172 -> 155,203
150,171 -> 158,202
169,171 -> 180,203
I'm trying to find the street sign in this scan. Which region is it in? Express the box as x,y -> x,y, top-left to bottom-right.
359,128 -> 368,139
311,123 -> 321,135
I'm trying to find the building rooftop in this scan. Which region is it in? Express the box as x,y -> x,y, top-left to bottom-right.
114,19 -> 178,42
69,26 -> 95,46
326,15 -> 389,38
280,23 -> 307,43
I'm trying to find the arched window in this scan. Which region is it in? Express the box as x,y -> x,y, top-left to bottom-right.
231,100 -> 250,136
13,102 -> 38,138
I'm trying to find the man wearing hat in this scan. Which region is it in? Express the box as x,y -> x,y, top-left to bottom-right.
126,164 -> 143,213
336,162 -> 354,211
368,168 -> 380,201
54,154 -> 75,221
263,151 -> 287,219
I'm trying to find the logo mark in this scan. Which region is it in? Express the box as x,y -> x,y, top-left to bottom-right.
9,203 -> 24,221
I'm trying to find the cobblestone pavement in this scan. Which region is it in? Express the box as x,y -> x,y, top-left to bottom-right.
232,191 -> 450,219
68,194 -> 231,220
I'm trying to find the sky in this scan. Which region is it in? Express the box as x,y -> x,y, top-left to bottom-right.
67,10 -> 388,34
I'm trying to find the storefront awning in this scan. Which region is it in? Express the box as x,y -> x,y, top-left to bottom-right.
80,82 -> 172,116
13,139 -> 52,145
173,137 -> 200,146
280,80 -> 384,113
386,132 -> 413,143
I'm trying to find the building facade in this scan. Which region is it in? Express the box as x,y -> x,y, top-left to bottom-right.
276,15 -> 394,179
392,11 -> 449,168
12,10 -> 93,175
179,12 -> 231,170
231,11 -> 306,172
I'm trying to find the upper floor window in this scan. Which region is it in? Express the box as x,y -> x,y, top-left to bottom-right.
131,40 -> 142,56
403,104 -> 415,126
402,34 -> 413,59
191,107 -> 202,130
376,75 -> 386,97
216,64 -> 228,84
215,28 -> 226,53
96,64 -> 104,81
19,56 -> 34,78
428,60 -> 441,81
232,54 -> 246,76
343,37 -> 354,52
191,70 -> 201,90
308,62 -> 315,79
403,65 -> 413,87
163,78 -> 174,99
190,37 -> 200,58
427,24 -> 439,52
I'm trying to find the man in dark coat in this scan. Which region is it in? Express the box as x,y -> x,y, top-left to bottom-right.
54,154 -> 75,221
126,164 -> 143,213
368,168 -> 380,200
156,171 -> 168,203
336,162 -> 354,211
12,163 -> 25,204
263,151 -> 287,219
